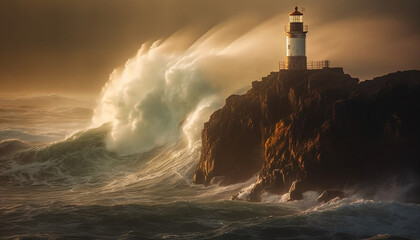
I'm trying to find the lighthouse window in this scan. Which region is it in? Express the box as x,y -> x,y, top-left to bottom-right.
289,15 -> 303,23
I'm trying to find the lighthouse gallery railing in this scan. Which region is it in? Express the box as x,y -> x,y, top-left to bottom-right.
279,60 -> 330,70
284,25 -> 308,32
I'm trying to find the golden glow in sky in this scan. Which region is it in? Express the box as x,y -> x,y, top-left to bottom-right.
1,0 -> 419,95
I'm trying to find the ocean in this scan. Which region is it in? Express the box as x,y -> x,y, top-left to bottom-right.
1,124 -> 419,239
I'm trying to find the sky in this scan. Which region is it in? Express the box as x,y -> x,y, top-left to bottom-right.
1,0 -> 420,96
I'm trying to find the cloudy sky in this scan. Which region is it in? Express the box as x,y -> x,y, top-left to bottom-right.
1,0 -> 420,96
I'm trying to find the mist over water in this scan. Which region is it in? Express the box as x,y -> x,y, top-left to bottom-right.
92,16 -> 284,155
0,94 -> 93,143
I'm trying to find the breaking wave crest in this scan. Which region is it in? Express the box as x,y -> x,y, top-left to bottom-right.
0,15 -> 289,200
0,125 -> 113,187
92,16 -> 285,155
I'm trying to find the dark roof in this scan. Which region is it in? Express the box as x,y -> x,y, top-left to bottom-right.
289,6 -> 303,16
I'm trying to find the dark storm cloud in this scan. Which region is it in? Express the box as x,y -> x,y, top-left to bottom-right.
0,0 -> 419,95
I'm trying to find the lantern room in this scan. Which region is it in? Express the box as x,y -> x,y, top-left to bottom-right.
289,7 -> 303,23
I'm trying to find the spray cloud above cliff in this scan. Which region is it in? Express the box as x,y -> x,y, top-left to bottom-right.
92,16 -> 284,154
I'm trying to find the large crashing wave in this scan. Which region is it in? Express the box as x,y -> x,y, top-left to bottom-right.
92,16 -> 284,155
0,16 -> 284,201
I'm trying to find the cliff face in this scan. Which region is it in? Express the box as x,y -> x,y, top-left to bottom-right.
193,69 -> 420,202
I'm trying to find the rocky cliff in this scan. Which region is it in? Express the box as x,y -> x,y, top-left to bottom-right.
193,68 -> 420,202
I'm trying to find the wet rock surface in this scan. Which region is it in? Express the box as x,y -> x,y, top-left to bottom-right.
194,69 -> 420,202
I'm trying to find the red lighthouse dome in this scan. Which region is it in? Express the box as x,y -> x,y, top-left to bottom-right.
289,6 -> 303,16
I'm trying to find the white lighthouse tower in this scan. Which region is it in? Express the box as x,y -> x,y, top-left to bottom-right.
285,6 -> 308,70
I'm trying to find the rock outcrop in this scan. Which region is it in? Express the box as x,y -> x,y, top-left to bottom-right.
194,68 -> 420,202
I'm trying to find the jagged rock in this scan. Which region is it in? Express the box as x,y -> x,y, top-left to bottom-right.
194,69 -> 420,203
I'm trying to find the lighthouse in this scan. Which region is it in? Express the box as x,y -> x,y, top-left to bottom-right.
285,6 -> 308,70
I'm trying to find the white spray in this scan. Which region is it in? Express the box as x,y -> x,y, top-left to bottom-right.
92,16 -> 284,155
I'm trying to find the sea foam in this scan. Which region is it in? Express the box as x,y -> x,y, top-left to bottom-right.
92,16 -> 284,155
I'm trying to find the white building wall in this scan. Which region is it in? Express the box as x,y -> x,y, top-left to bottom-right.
286,37 -> 306,56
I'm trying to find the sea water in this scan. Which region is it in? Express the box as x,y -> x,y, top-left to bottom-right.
1,126 -> 419,240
